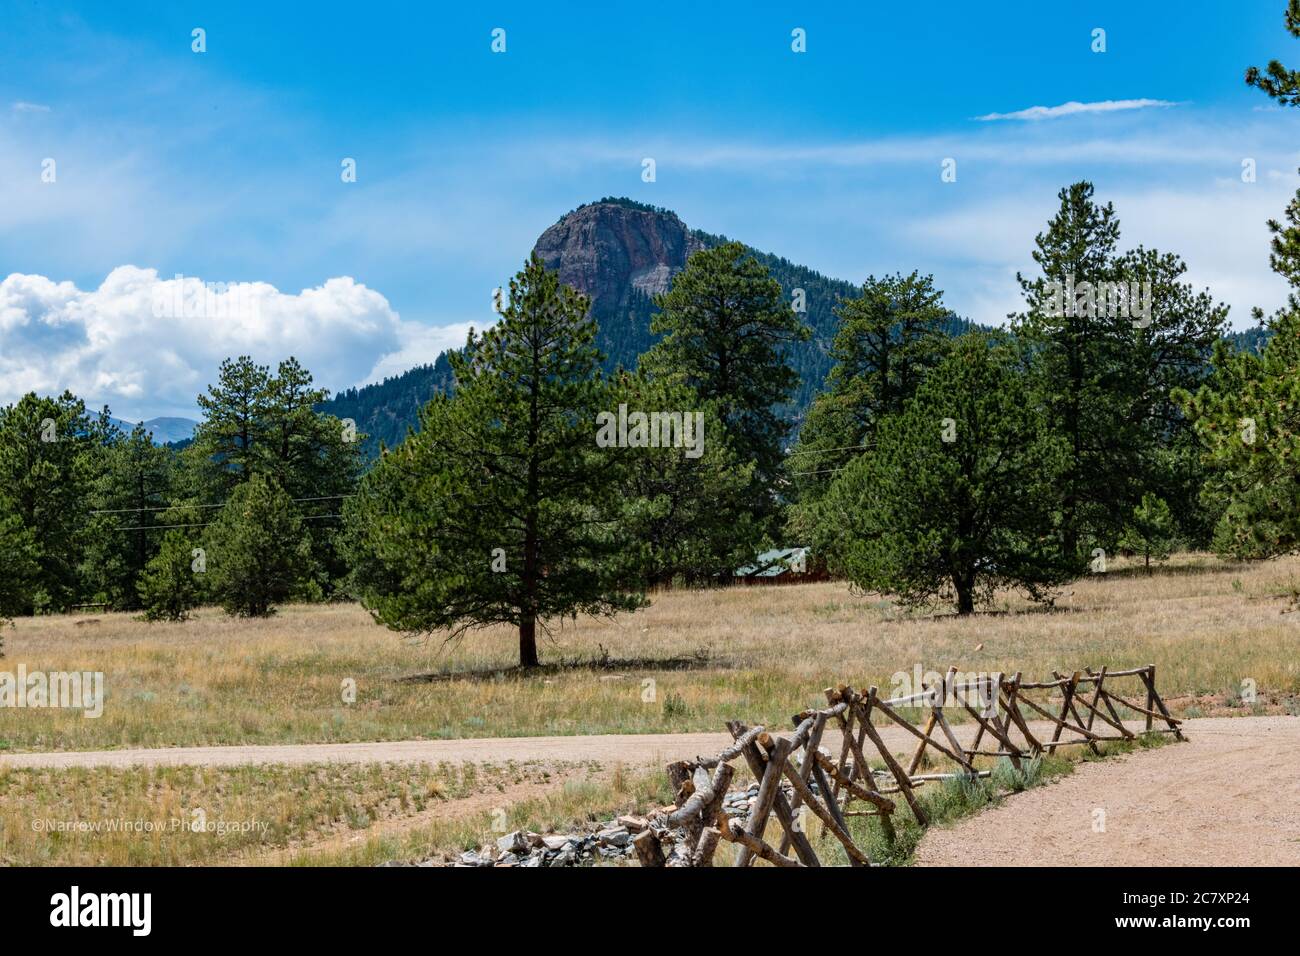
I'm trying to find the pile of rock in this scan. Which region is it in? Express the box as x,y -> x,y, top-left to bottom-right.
385,779 -> 819,868
394,814 -> 649,868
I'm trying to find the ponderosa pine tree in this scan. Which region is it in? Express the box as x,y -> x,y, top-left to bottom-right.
1176,173 -> 1300,559
1245,1 -> 1300,105
787,272 -> 952,538
137,527 -> 205,621
610,372 -> 760,586
1012,182 -> 1224,555
0,393 -> 107,612
344,255 -> 644,667
0,513 -> 37,645
188,355 -> 271,496
1119,493 -> 1177,573
640,242 -> 810,503
203,474 -> 315,617
1012,182 -> 1134,558
81,424 -> 174,609
819,334 -> 1078,614
1109,246 -> 1228,546
184,355 -> 361,594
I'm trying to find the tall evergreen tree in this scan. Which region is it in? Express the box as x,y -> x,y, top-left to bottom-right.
819,334 -> 1078,614
1177,176 -> 1300,558
640,241 -> 811,497
0,513 -> 37,644
1110,246 -> 1228,545
788,272 -> 952,530
137,526 -> 206,621
0,393 -> 106,612
344,256 -> 644,666
185,355 -> 361,593
81,424 -> 175,609
188,355 -> 271,496
1245,1 -> 1300,105
1013,181 -> 1131,557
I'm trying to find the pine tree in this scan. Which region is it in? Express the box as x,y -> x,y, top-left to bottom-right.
186,356 -> 361,594
1245,1 -> 1300,106
820,334 -> 1078,614
788,272 -> 952,535
137,528 -> 205,621
0,393 -> 106,612
0,512 -> 38,647
189,355 -> 271,495
1013,182 -> 1132,557
82,424 -> 175,609
1176,172 -> 1300,560
641,242 -> 811,498
344,255 -> 645,667
203,474 -> 315,617
611,373 -> 761,586
1119,494 -> 1177,573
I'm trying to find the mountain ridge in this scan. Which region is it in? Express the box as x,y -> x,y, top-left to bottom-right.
315,197 -> 1265,460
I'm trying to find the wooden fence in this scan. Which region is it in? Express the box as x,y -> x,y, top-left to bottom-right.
634,664 -> 1183,867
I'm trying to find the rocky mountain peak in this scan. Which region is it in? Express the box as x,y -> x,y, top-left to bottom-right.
532,199 -> 705,317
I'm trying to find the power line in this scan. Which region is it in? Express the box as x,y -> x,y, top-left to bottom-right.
91,494 -> 355,516
784,443 -> 876,456
113,514 -> 344,533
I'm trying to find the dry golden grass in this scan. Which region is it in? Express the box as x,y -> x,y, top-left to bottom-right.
0,759 -> 570,866
2,552 -> 1298,752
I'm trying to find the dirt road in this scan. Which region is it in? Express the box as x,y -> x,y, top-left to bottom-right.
914,715 -> 1300,866
0,720 -> 1080,769
0,718 -> 1275,774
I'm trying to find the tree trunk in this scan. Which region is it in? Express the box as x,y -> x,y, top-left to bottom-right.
954,575 -> 975,615
519,616 -> 539,668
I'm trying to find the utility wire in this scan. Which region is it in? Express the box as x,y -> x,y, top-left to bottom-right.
91,494 -> 355,516
784,443 -> 876,456
113,514 -> 344,533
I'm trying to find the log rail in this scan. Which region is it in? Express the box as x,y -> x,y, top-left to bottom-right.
638,664 -> 1181,867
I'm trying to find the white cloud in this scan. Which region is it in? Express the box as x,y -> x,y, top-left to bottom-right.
975,99 -> 1180,122
11,101 -> 51,113
900,175 -> 1299,329
362,319 -> 485,385
0,267 -> 416,419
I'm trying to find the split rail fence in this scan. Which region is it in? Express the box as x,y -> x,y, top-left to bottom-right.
634,663 -> 1183,868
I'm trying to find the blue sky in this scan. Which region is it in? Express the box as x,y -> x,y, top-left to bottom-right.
3,0 -> 1300,418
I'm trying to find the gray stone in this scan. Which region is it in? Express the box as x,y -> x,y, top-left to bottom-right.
496,830 -> 529,854
597,826 -> 630,847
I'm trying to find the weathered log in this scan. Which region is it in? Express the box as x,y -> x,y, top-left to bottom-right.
726,721 -> 821,867
725,820 -> 802,867
1139,665 -> 1185,740
632,828 -> 666,868
692,827 -> 723,867
859,689 -> 928,826
779,756 -> 871,867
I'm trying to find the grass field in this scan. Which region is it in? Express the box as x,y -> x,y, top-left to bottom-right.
2,553 -> 1299,754
0,759 -> 604,866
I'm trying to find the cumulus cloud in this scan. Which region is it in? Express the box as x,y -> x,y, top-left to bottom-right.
0,267 -> 409,419
975,99 -> 1179,122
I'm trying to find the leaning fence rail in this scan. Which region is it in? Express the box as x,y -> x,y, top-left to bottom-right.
635,663 -> 1182,867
